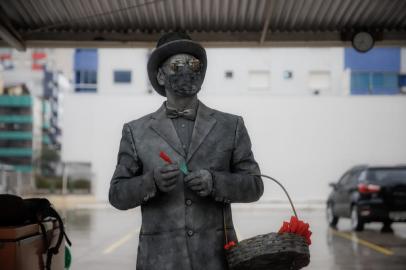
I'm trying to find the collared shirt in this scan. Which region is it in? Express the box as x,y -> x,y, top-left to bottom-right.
165,98 -> 199,155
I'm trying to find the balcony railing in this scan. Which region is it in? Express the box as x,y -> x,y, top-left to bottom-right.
0,115 -> 33,123
0,148 -> 33,157
0,131 -> 33,140
0,96 -> 32,107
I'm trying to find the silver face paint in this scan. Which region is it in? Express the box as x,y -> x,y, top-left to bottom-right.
160,54 -> 203,97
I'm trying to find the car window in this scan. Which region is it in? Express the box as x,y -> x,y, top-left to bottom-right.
349,170 -> 362,186
338,169 -> 362,187
338,171 -> 352,186
367,168 -> 406,184
359,170 -> 367,182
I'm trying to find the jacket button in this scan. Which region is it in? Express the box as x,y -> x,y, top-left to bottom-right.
185,199 -> 192,206
215,197 -> 223,202
187,230 -> 194,236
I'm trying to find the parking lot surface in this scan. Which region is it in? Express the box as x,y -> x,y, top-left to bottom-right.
61,205 -> 406,269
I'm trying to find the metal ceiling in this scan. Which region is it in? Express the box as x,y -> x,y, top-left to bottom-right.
0,0 -> 406,51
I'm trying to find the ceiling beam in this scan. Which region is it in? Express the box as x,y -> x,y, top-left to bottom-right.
259,1 -> 273,44
0,7 -> 25,51
0,30 -> 405,48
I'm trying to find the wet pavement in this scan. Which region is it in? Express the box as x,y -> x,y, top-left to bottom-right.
59,205 -> 406,270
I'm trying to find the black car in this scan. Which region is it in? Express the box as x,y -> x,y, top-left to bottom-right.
326,165 -> 406,231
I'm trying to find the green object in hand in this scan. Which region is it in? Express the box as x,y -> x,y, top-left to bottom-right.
179,163 -> 189,175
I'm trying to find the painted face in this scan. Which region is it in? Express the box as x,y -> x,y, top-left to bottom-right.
159,54 -> 203,97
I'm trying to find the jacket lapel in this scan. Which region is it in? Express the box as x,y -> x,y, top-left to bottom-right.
186,100 -> 217,163
149,100 -> 217,163
150,102 -> 187,158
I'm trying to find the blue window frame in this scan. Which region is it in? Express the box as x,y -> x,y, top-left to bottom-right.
75,70 -> 97,84
114,70 -> 132,83
399,75 -> 406,87
74,49 -> 98,93
351,72 -> 399,95
75,70 -> 97,92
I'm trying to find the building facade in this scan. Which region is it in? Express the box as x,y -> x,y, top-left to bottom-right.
345,48 -> 403,95
0,48 -> 73,193
64,47 -> 406,201
73,47 -> 406,97
0,84 -> 42,193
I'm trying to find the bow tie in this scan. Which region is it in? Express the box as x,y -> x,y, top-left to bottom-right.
166,107 -> 196,120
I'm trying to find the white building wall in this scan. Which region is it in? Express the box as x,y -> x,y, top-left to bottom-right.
201,48 -> 344,96
62,95 -> 406,203
401,48 -> 406,72
96,48 -> 344,97
97,49 -> 151,95
50,49 -> 75,83
61,47 -> 406,202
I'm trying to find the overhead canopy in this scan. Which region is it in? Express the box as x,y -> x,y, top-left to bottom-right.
0,0 -> 406,51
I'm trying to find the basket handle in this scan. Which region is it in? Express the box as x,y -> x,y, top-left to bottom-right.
251,173 -> 298,218
223,173 -> 298,245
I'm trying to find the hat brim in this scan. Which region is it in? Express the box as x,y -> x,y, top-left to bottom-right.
147,39 -> 207,97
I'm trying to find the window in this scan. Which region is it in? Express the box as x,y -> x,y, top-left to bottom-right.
75,70 -> 97,92
339,169 -> 363,187
372,73 -> 397,89
74,48 -> 98,92
338,172 -> 352,186
400,74 -> 406,94
351,72 -> 369,91
114,70 -> 132,83
225,71 -> 233,79
399,75 -> 406,86
367,168 -> 406,185
349,170 -> 363,186
248,70 -> 270,90
75,70 -> 97,85
309,71 -> 331,95
283,70 -> 293,80
351,72 -> 399,95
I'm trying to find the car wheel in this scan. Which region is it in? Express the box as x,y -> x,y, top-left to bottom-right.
326,203 -> 339,228
381,221 -> 394,233
351,205 -> 364,231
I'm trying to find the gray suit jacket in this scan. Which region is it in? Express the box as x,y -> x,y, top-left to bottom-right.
109,100 -> 264,270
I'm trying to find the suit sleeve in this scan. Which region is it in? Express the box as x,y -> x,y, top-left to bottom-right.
109,123 -> 158,210
209,116 -> 264,203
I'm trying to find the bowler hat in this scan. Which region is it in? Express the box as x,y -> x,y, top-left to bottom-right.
147,32 -> 207,97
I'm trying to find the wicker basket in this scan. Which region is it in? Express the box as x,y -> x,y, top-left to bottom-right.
224,174 -> 311,270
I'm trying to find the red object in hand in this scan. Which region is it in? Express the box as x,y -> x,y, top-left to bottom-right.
224,241 -> 236,250
159,151 -> 172,164
278,216 -> 312,245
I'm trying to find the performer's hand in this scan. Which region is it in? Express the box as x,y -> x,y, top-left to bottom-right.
153,163 -> 180,192
184,169 -> 213,197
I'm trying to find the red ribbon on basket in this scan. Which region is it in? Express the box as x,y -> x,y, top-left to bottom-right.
278,216 -> 312,245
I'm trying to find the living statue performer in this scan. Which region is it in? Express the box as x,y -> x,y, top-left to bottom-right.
109,32 -> 264,270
